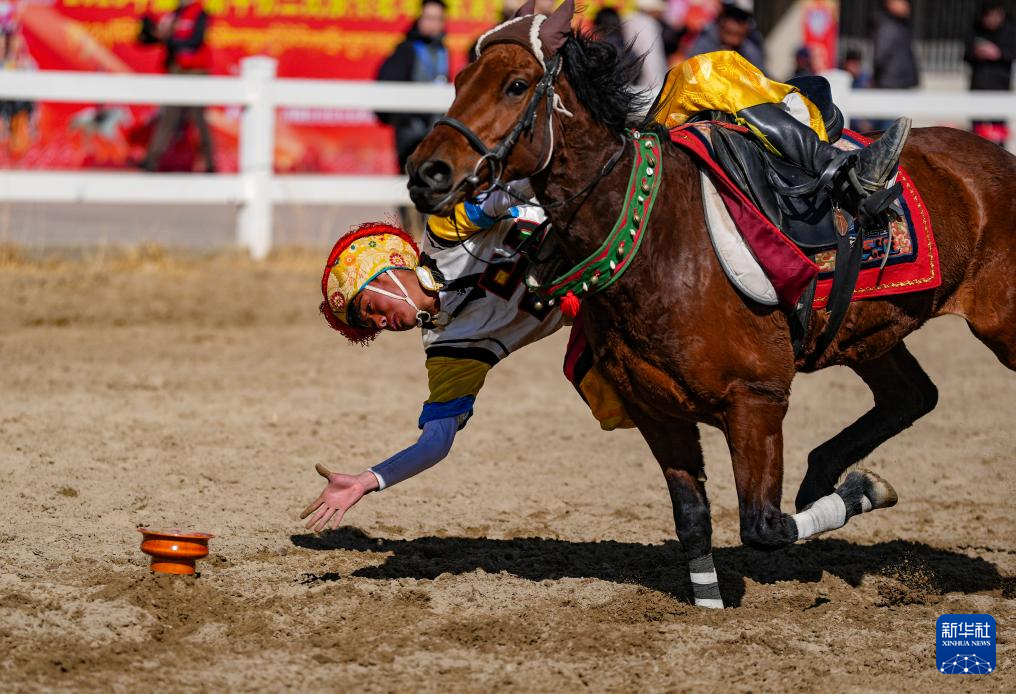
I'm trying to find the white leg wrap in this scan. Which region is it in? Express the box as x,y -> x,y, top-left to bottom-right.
690,570 -> 719,585
861,494 -> 873,513
791,492 -> 847,541
688,554 -> 724,609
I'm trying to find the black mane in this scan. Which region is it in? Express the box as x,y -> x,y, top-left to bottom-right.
559,30 -> 650,132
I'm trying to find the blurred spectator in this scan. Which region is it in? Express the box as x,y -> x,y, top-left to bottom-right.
138,0 -> 215,172
790,46 -> 815,80
0,0 -> 17,57
687,0 -> 766,74
965,0 -> 1015,147
0,30 -> 36,157
377,0 -> 448,173
594,7 -> 631,64
840,48 -> 876,133
658,4 -> 687,60
377,0 -> 448,235
623,0 -> 669,97
841,48 -> 872,89
873,0 -> 919,89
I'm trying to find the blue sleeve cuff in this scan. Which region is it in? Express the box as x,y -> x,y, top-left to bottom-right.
419,395 -> 475,430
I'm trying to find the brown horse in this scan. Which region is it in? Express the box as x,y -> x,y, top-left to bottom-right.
407,1 -> 1016,607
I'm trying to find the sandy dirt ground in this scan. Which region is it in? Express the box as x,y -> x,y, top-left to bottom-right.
1,246 -> 1014,692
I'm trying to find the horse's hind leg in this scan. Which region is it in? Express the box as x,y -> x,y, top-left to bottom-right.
636,417 -> 723,608
724,390 -> 894,551
795,342 -> 938,511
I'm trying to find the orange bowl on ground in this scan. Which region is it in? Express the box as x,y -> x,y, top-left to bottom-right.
137,527 -> 214,575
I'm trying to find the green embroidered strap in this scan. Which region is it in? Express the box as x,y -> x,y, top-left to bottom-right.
539,129 -> 663,302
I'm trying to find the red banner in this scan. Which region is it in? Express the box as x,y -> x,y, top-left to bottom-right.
5,0 -> 502,173
801,0 -> 837,74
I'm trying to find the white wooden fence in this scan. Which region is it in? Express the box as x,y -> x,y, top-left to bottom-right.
0,58 -> 1013,258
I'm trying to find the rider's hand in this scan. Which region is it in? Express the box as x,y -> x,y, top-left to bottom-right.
479,178 -> 532,219
299,464 -> 379,532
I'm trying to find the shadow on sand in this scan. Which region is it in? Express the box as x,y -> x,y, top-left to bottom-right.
291,528 -> 1008,607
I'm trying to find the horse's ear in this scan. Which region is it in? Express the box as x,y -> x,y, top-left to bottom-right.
512,0 -> 536,17
539,0 -> 574,54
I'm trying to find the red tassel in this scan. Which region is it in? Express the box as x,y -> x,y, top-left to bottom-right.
560,291 -> 581,319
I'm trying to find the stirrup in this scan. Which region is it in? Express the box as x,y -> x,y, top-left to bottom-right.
857,182 -> 902,228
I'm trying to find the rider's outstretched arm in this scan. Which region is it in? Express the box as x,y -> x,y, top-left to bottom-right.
369,416 -> 458,489
301,416 -> 460,531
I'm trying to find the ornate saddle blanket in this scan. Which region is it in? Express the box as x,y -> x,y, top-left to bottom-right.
670,123 -> 941,310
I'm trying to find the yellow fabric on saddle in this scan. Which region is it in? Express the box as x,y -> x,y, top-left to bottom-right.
653,51 -> 828,143
578,367 -> 636,431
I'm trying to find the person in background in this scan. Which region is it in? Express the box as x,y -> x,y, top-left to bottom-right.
790,46 -> 815,80
377,0 -> 449,173
840,48 -> 876,133
623,0 -> 669,99
658,3 -> 686,61
872,0 -> 919,89
138,0 -> 215,172
841,48 -> 872,89
687,0 -> 766,74
377,0 -> 449,235
0,30 -> 36,157
593,6 -> 630,65
964,0 -> 1015,148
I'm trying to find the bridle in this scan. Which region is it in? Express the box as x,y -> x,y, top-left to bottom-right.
427,43 -> 627,223
421,19 -> 630,268
438,54 -> 568,180
430,51 -> 571,211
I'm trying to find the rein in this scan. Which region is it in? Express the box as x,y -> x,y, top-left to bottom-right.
430,27 -> 663,314
433,53 -> 569,201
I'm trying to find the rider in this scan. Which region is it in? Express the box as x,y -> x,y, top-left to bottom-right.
653,50 -> 911,219
302,186 -> 631,532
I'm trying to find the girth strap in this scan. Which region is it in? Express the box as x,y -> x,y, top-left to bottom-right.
803,181 -> 902,367
804,225 -> 863,367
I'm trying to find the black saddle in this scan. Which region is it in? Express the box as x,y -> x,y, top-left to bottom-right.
710,124 -> 848,250
688,83 -> 903,365
786,75 -> 844,144
686,75 -> 851,249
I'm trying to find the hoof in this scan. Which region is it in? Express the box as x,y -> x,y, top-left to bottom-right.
837,465 -> 898,512
858,468 -> 898,510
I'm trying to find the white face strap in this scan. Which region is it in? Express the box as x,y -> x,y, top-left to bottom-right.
362,270 -> 434,327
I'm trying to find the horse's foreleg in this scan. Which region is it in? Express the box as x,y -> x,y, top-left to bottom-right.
723,394 -> 799,550
726,392 -> 899,549
636,417 -> 722,608
795,342 -> 937,511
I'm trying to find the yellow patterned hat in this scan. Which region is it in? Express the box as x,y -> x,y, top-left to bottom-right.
320,222 -> 420,344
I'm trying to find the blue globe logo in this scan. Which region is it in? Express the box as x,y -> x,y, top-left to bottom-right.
940,654 -> 994,674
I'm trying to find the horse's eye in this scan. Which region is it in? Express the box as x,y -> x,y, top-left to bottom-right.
505,79 -> 528,97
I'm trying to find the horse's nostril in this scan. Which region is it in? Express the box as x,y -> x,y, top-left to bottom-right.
418,160 -> 453,190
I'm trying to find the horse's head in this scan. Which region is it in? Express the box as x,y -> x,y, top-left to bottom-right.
407,0 -> 578,215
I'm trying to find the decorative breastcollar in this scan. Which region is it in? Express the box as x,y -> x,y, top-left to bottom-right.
534,129 -> 663,317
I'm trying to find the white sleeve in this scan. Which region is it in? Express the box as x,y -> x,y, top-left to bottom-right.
368,416 -> 458,490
